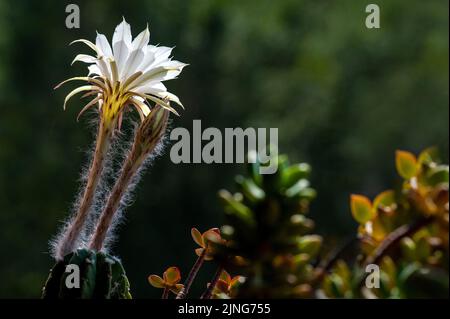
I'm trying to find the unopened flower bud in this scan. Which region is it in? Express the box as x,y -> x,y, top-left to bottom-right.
137,104 -> 170,153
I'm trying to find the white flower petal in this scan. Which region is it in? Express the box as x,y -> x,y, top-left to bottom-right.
112,18 -> 132,47
112,18 -> 132,73
131,27 -> 150,52
95,33 -> 113,58
70,39 -> 99,55
54,76 -> 91,89
96,57 -> 112,81
130,65 -> 184,89
141,46 -> 174,71
158,91 -> 183,108
113,41 -> 130,75
140,83 -> 183,108
157,60 -> 188,70
135,82 -> 167,94
138,46 -> 157,71
63,85 -> 96,110
88,65 -> 101,76
131,97 -> 151,117
148,68 -> 182,82
151,46 -> 173,67
142,88 -> 183,108
122,27 -> 150,79
71,54 -> 97,65
144,94 -> 179,116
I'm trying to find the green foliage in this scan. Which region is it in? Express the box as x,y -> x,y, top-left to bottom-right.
322,148 -> 449,299
148,148 -> 448,299
213,153 -> 320,298
42,249 -> 131,299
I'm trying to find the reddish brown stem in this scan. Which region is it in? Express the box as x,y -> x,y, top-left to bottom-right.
358,216 -> 434,287
201,265 -> 224,299
312,235 -> 360,285
176,249 -> 207,299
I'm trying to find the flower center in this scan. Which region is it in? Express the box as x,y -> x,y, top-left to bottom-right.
100,81 -> 129,127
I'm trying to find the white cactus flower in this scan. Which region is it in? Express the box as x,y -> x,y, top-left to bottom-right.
56,18 -> 187,128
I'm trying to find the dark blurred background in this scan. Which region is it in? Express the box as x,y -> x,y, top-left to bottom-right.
0,0 -> 448,298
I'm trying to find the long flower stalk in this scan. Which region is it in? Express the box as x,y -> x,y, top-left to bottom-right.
55,118 -> 112,260
89,105 -> 169,251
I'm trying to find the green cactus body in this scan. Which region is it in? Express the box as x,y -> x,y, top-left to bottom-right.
42,249 -> 131,299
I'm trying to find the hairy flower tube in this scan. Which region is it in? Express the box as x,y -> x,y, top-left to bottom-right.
89,105 -> 170,252
54,18 -> 186,260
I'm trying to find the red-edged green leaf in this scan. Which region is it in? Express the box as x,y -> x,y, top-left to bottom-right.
297,235 -> 322,257
163,267 -> 181,284
418,147 -> 440,166
396,150 -> 418,179
148,275 -> 165,288
219,270 -> 232,284
350,194 -> 374,224
334,260 -> 351,282
191,228 -> 204,247
426,165 -> 449,186
215,280 -> 229,293
380,256 -> 397,281
371,217 -> 387,241
373,190 -> 396,209
230,276 -> 243,289
401,237 -> 417,261
416,237 -> 431,261
204,229 -> 222,244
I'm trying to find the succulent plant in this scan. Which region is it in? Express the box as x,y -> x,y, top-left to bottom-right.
321,148 -> 449,298
148,267 -> 184,299
211,152 -> 320,298
148,148 -> 448,299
